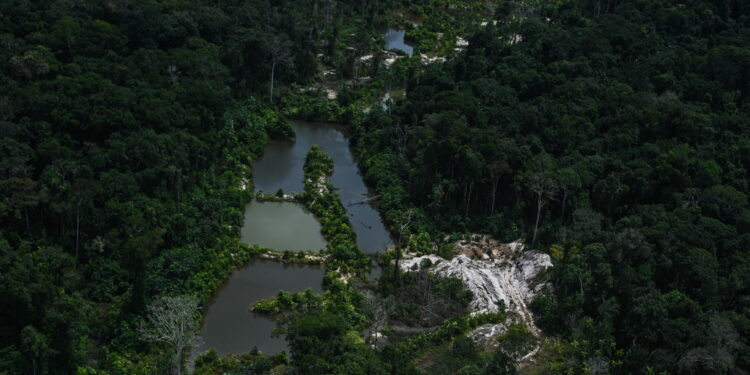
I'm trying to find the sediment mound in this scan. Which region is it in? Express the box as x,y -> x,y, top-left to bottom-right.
399,238 -> 552,337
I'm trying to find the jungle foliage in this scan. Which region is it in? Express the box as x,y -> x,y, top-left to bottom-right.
0,0 -> 405,373
351,0 -> 750,373
3,0 -> 750,374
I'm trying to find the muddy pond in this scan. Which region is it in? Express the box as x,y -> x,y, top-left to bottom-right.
196,120 -> 391,357
241,200 -> 326,252
253,120 -> 392,254
195,260 -> 324,356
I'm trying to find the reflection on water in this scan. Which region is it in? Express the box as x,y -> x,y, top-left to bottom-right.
241,200 -> 326,251
196,260 -> 324,356
198,120 -> 392,359
253,120 -> 392,254
384,28 -> 413,56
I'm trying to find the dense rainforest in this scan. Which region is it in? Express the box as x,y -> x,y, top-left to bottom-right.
0,0 -> 392,373
352,0 -> 750,373
1,0 -> 749,374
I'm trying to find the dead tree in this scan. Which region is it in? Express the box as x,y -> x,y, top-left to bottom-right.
529,172 -> 558,246
138,295 -> 201,375
268,36 -> 293,104
393,208 -> 417,286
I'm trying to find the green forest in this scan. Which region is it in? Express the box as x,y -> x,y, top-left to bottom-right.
1,0 -> 749,374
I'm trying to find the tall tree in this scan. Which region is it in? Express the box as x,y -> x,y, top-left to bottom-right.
138,295 -> 201,375
555,168 -> 581,222
529,172 -> 557,246
393,208 -> 416,286
20,325 -> 51,375
267,35 -> 293,104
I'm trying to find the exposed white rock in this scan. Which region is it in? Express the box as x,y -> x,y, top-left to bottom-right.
380,91 -> 391,110
238,177 -> 251,191
498,33 -> 524,45
420,53 -> 446,64
399,239 -> 551,336
453,37 -> 469,54
369,331 -> 386,348
383,51 -> 403,67
468,323 -> 508,347
324,88 -> 337,100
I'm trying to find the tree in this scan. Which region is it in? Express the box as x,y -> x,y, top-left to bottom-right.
569,208 -> 604,245
393,208 -> 417,286
267,35 -> 293,104
52,16 -> 80,59
20,325 -> 51,375
138,295 -> 201,375
485,349 -> 517,375
556,168 -> 581,222
8,46 -> 55,80
71,178 -> 100,259
362,295 -> 395,342
486,158 -> 511,215
529,172 -> 558,246
0,177 -> 45,231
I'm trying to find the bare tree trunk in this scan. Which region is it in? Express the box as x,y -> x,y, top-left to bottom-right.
393,244 -> 401,286
529,172 -> 557,246
175,348 -> 182,375
490,176 -> 499,215
533,195 -> 543,245
465,182 -> 473,217
561,189 -> 568,222
269,59 -> 276,103
462,183 -> 468,214
139,295 -> 200,375
393,209 -> 416,287
75,197 -> 82,258
75,209 -> 80,258
66,36 -> 74,59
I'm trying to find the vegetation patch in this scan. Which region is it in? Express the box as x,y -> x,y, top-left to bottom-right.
250,289 -> 324,316
379,265 -> 473,327
301,145 -> 369,272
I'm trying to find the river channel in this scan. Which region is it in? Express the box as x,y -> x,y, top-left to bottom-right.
196,120 -> 392,357
253,120 -> 392,254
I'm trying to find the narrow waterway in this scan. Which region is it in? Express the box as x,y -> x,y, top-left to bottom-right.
253,120 -> 392,254
196,119 -> 392,358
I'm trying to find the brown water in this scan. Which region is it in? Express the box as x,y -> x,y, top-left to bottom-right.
253,120 -> 392,254
195,260 -> 324,356
196,120 -> 391,359
241,200 -> 326,252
